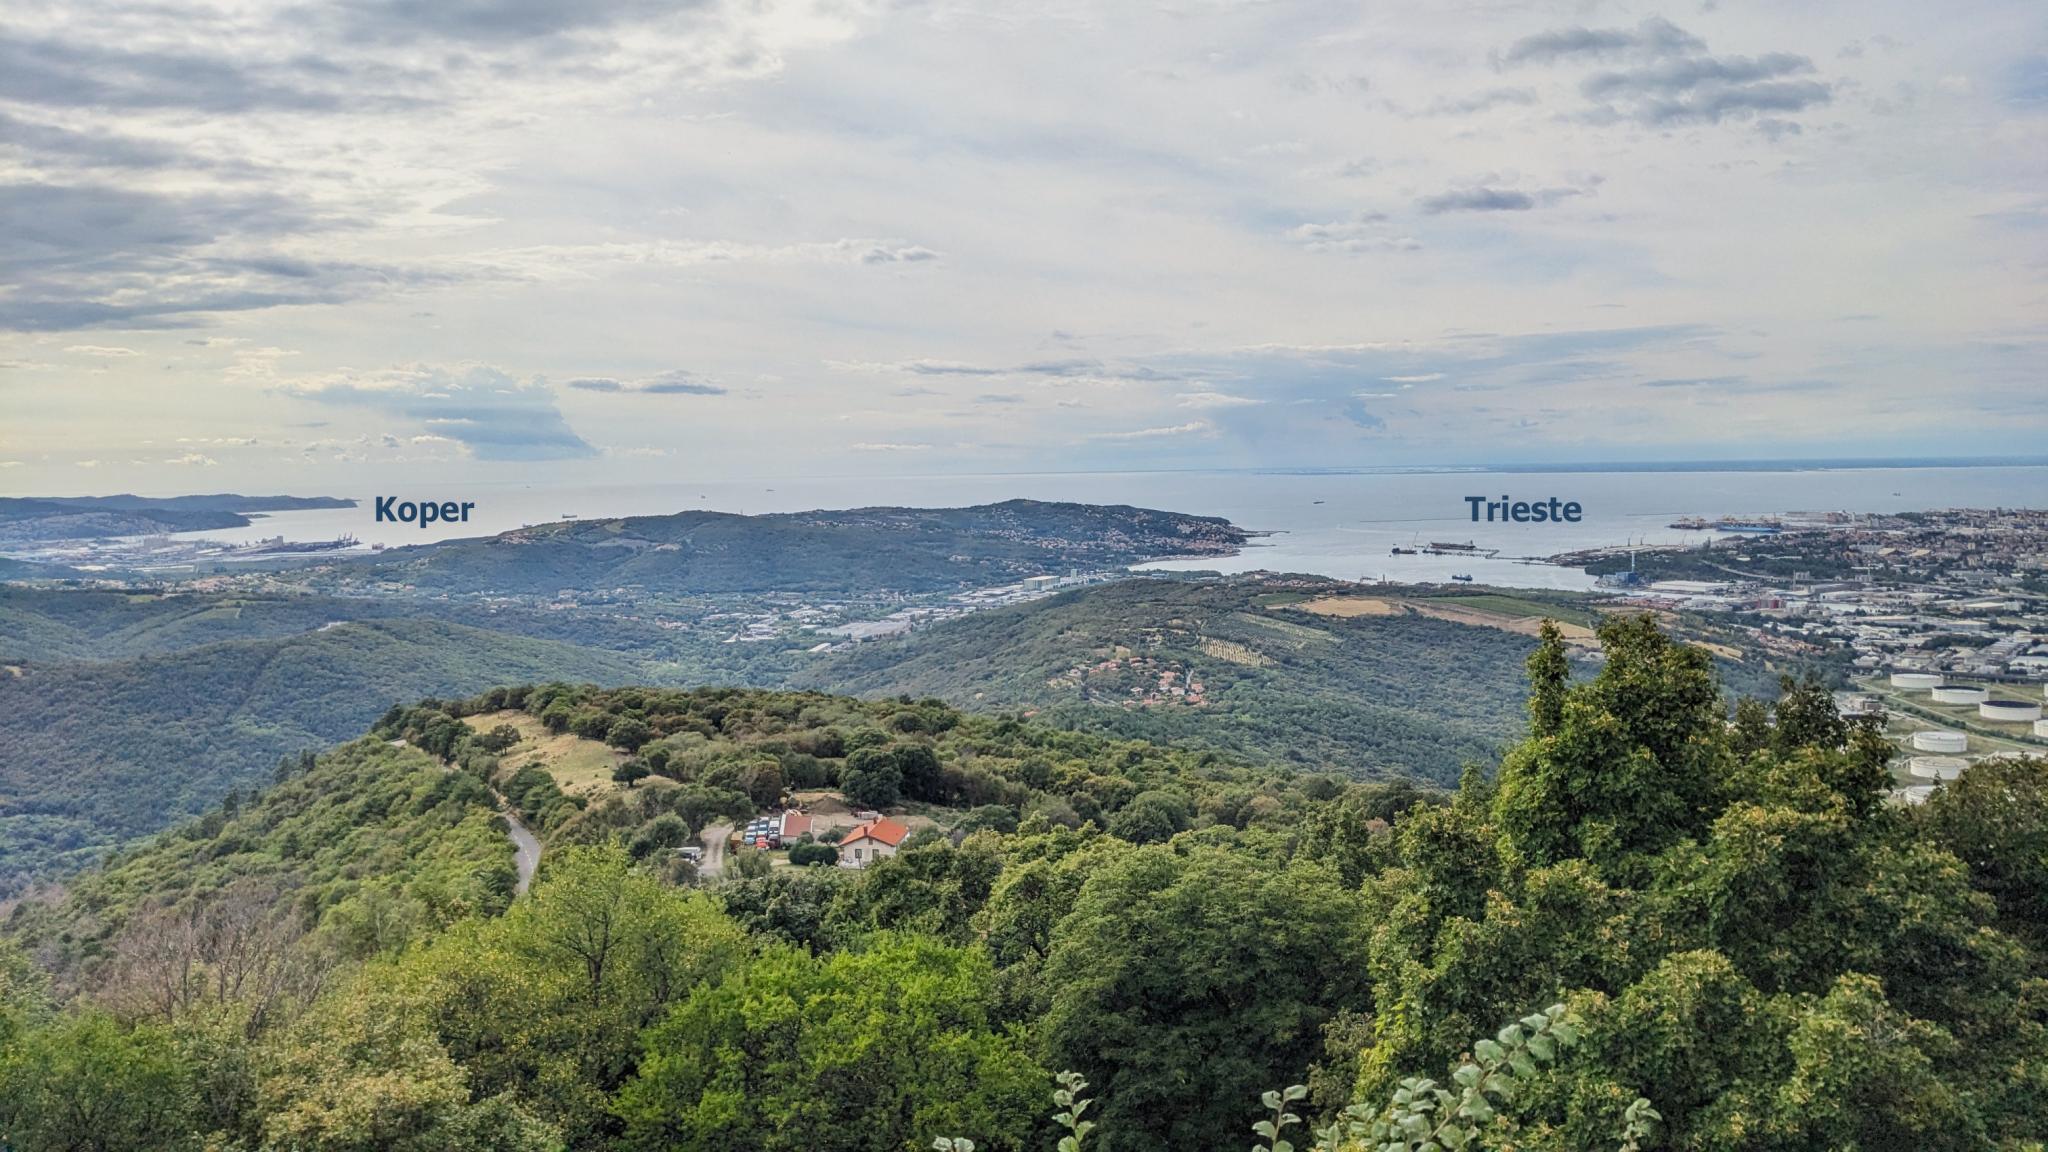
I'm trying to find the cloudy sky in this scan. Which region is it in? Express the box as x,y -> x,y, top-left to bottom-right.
2,0 -> 2044,491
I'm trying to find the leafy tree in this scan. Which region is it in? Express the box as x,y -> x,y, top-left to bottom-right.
0,1011 -> 199,1152
1040,847 -> 1370,1152
612,761 -> 651,789
606,716 -> 654,751
843,753 -> 904,809
788,840 -> 839,867
617,934 -> 1047,1152
1105,790 -> 1191,844
1492,614 -> 1729,875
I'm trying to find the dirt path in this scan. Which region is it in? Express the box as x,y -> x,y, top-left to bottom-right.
698,822 -> 733,878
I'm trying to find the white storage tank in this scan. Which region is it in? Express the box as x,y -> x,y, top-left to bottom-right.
2037,718 -> 2048,738
1890,672 -> 1944,690
1911,730 -> 1969,754
1980,699 -> 2044,723
1932,685 -> 1989,705
1894,784 -> 1937,805
1908,756 -> 1968,781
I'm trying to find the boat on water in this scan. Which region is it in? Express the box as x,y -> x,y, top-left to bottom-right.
1390,546 -> 1417,555
1451,573 -> 1474,582
1429,541 -> 1479,551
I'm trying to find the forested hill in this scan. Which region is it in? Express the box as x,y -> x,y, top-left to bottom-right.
0,619 -> 649,894
0,494 -> 352,544
801,580 -> 1540,783
328,499 -> 1248,596
4,620 -> 2046,1152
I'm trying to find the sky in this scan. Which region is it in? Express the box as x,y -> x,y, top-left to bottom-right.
2,0 -> 2045,493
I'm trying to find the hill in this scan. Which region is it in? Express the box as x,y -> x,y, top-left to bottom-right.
325,499 -> 1247,596
5,623 -> 2045,1152
0,494 -> 351,545
5,737 -> 515,983
802,579 -> 1544,783
0,619 -> 650,895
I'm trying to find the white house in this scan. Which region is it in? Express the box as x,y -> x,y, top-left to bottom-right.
837,817 -> 909,869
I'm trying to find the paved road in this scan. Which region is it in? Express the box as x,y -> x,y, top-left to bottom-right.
399,736 -> 544,896
503,806 -> 541,895
697,822 -> 733,878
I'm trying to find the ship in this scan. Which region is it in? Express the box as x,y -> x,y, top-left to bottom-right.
1713,518 -> 1783,535
1451,573 -> 1474,582
1669,516 -> 1710,530
1428,541 -> 1479,551
1390,546 -> 1417,555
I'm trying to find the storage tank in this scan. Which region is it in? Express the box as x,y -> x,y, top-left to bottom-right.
1931,685 -> 1989,705
2037,718 -> 2048,738
1893,784 -> 1936,805
1911,730 -> 1969,753
1908,756 -> 1968,781
1980,699 -> 2044,723
1889,672 -> 1944,690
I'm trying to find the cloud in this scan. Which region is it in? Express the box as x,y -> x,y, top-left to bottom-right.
0,183 -> 462,332
849,441 -> 931,452
1499,19 -> 1832,129
1642,376 -> 1745,388
1418,185 -> 1585,213
1497,18 -> 1706,66
1087,421 -> 1209,440
163,453 -> 219,466
284,365 -> 596,461
1177,391 -> 1261,409
1383,373 -> 1444,383
567,370 -> 727,395
1421,87 -> 1538,116
1581,55 -> 1831,125
63,344 -> 138,357
1288,218 -> 1424,254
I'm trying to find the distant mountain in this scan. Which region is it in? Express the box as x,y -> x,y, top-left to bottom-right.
0,493 -> 354,545
332,499 -> 1247,596
801,578 -> 1541,783
0,617 -> 650,895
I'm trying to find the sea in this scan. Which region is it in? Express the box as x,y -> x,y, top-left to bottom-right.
175,465 -> 2048,592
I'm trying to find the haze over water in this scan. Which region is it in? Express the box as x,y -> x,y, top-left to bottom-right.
168,464 -> 2048,592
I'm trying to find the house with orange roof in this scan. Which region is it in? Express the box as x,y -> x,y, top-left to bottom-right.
779,809 -> 813,842
837,816 -> 909,868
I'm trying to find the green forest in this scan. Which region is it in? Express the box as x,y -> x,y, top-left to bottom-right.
323,500 -> 1248,598
2,578 -> 1627,894
802,580 -> 1542,782
5,615 -> 2045,1151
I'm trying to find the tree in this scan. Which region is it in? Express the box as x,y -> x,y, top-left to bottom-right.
612,761 -> 651,789
606,716 -> 654,752
0,1011 -> 199,1152
842,754 -> 903,809
617,935 -> 1047,1152
1040,847 -> 1370,1152
1527,619 -> 1569,739
1493,614 -> 1729,875
788,840 -> 839,867
1106,790 -> 1191,844
1918,755 -> 2048,945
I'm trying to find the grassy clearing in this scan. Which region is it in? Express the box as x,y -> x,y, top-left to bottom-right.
1293,596 -> 1399,618
465,710 -> 628,797
1199,637 -> 1273,667
1431,594 -> 1598,628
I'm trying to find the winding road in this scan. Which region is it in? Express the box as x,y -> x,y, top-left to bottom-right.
502,805 -> 541,895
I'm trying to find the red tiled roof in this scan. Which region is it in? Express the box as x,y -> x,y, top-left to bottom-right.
780,810 -> 813,839
841,817 -> 909,847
